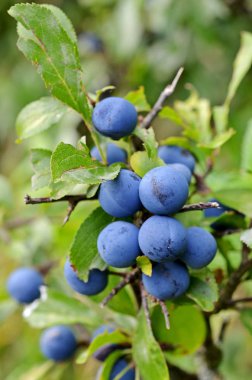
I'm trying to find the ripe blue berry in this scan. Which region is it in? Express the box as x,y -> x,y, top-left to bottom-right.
181,227 -> 217,269
92,97 -> 138,139
109,358 -> 135,380
169,163 -> 192,183
142,261 -> 190,300
158,145 -> 195,172
203,198 -> 227,218
138,216 -> 187,262
139,166 -> 189,215
64,259 -> 108,295
7,267 -> 44,304
99,169 -> 142,217
91,143 -> 127,165
40,325 -> 77,361
98,221 -> 140,268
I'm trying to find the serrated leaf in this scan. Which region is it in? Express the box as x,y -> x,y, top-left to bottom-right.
186,268 -> 219,312
198,128 -> 235,149
136,256 -> 152,276
152,305 -> 206,355
16,97 -> 67,141
70,207 -> 113,280
125,86 -> 151,112
241,229 -> 252,249
30,149 -> 52,190
240,308 -> 252,335
76,330 -> 131,364
9,4 -> 91,123
241,119 -> 252,173
133,127 -> 158,159
132,309 -> 170,380
51,142 -> 121,185
130,151 -> 164,177
23,289 -> 104,328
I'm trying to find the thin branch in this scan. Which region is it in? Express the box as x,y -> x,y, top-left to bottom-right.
140,67 -> 184,129
107,270 -> 128,277
63,199 -> 79,225
24,194 -> 91,205
179,201 -> 220,213
149,295 -> 170,330
139,281 -> 151,328
227,297 -> 252,306
100,268 -> 140,308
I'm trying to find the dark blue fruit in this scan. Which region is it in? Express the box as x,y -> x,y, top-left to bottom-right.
7,267 -> 44,304
158,145 -> 195,172
98,221 -> 140,268
138,216 -> 187,262
169,163 -> 192,183
92,97 -> 138,139
142,261 -> 190,300
99,169 -> 142,217
139,166 -> 189,215
181,227 -> 217,269
91,143 -> 127,165
40,325 -> 77,361
109,358 -> 135,380
203,198 -> 227,218
92,325 -> 116,361
64,259 -> 108,295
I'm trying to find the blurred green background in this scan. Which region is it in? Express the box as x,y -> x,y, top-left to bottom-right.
0,1 -> 252,379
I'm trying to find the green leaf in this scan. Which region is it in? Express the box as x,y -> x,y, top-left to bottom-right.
159,106 -> 186,127
240,308 -> 252,335
30,149 -> 52,190
16,97 -> 67,141
240,229 -> 252,249
76,330 -> 131,364
210,212 -> 246,232
133,127 -> 158,159
152,305 -> 206,355
186,268 -> 219,312
132,309 -> 170,380
9,4 -> 91,123
136,256 -> 152,276
212,105 -> 229,135
213,189 -> 252,217
70,207 -> 113,280
225,32 -> 252,107
125,86 -> 151,112
23,289 -> 104,328
198,128 -> 236,149
51,142 -> 121,185
241,119 -> 252,173
130,151 -> 164,177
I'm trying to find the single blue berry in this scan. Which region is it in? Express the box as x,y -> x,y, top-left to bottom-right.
7,267 -> 44,304
64,259 -> 108,295
169,163 -> 192,183
92,97 -> 138,139
91,143 -> 127,165
109,358 -> 135,380
40,325 -> 77,361
158,145 -> 195,172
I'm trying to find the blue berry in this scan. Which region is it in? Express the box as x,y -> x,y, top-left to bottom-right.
109,358 -> 135,380
158,146 -> 195,172
40,325 -> 77,361
181,227 -> 217,269
142,261 -> 190,300
98,221 -> 140,268
138,216 -> 187,262
99,169 -> 142,217
64,259 -> 108,295
91,143 -> 127,164
203,198 -> 227,218
139,166 -> 189,215
7,267 -> 44,304
169,163 -> 192,183
92,97 -> 138,139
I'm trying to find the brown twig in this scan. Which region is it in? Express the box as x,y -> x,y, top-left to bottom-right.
139,281 -> 151,328
24,194 -> 91,205
226,297 -> 252,307
100,268 -> 140,308
140,67 -> 184,129
179,201 -> 220,213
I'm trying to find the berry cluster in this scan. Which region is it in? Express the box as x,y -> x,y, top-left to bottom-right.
6,97 -> 218,379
